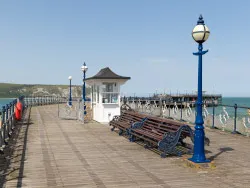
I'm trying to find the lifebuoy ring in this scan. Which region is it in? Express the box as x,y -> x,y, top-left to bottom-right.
15,102 -> 23,121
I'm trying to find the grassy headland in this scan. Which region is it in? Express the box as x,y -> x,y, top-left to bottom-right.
0,83 -> 90,98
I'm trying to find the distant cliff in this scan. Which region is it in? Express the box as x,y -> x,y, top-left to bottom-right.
0,83 -> 90,98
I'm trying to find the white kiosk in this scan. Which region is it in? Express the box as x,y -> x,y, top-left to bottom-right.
85,67 -> 130,123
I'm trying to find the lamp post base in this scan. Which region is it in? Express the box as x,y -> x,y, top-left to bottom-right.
188,157 -> 210,163
183,157 -> 215,169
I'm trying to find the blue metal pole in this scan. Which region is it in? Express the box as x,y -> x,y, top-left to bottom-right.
69,79 -> 72,106
189,43 -> 209,163
83,70 -> 87,115
232,103 -> 238,134
83,71 -> 86,101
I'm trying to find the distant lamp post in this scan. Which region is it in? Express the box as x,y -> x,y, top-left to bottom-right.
189,15 -> 210,163
68,76 -> 72,106
81,62 -> 88,115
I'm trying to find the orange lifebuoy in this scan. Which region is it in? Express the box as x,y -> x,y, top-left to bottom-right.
15,102 -> 23,121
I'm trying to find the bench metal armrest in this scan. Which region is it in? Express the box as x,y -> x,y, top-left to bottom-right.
158,125 -> 194,153
112,115 -> 120,121
130,117 -> 148,129
109,115 -> 120,126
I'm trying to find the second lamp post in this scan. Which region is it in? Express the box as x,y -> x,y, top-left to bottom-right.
81,62 -> 88,115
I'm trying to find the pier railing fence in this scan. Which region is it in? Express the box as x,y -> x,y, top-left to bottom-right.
122,98 -> 250,136
57,100 -> 86,121
23,96 -> 88,122
23,96 -> 66,106
0,96 -> 25,153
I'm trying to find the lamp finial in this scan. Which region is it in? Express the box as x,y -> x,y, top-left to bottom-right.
197,14 -> 205,25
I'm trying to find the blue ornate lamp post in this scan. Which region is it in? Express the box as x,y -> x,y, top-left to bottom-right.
81,62 -> 88,115
189,15 -> 210,163
68,76 -> 72,106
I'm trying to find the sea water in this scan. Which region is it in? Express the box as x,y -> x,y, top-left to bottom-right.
0,98 -> 15,109
205,97 -> 250,118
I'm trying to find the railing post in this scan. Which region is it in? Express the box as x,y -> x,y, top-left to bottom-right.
57,102 -> 59,117
168,98 -> 171,117
0,107 -> 5,153
211,100 -> 215,129
26,97 -> 28,107
8,103 -> 13,136
159,98 -> 163,117
180,100 -> 183,121
4,105 -> 9,144
232,103 -> 238,134
12,101 -> 15,130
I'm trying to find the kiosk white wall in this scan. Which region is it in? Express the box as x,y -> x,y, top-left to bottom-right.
85,67 -> 130,123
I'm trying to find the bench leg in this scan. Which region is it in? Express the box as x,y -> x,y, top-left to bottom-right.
118,129 -> 123,136
160,152 -> 167,158
144,142 -> 152,149
126,129 -> 130,135
161,147 -> 182,158
175,149 -> 182,157
129,135 -> 135,142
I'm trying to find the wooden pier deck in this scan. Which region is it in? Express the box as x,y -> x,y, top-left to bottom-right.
2,105 -> 250,188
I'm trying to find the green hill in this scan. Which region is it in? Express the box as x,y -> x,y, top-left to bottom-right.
0,83 -> 90,98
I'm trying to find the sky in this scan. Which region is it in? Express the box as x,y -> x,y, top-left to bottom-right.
0,0 -> 250,97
